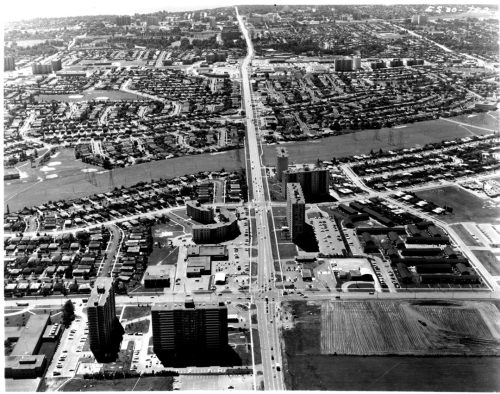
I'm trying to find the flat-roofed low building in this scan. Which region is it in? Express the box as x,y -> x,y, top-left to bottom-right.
214,272 -> 226,284
11,314 -> 50,357
143,265 -> 173,288
187,245 -> 228,260
5,355 -> 46,379
186,256 -> 211,277
7,314 -> 52,379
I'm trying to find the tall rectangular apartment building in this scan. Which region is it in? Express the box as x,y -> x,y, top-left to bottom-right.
286,183 -> 306,240
283,167 -> 329,199
87,278 -> 116,355
276,147 -> 289,182
152,300 -> 228,354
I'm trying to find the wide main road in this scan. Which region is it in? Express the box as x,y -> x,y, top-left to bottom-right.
236,7 -> 285,391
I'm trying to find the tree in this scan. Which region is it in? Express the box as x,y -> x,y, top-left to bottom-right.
62,299 -> 75,327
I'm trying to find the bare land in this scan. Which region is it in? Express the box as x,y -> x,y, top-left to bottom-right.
284,355 -> 500,391
61,376 -> 173,391
450,224 -> 484,246
473,250 -> 500,276
283,300 -> 500,357
416,186 -> 500,224
320,300 -> 500,356
37,90 -> 144,102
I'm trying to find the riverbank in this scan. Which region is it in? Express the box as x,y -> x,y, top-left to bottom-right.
4,111 -> 498,211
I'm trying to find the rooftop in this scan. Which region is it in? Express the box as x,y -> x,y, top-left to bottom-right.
276,147 -> 288,157
88,277 -> 114,307
187,244 -> 228,257
152,300 -> 226,312
287,183 -> 305,204
144,265 -> 174,279
11,314 -> 50,356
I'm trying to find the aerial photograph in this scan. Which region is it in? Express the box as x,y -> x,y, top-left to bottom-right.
2,0 -> 500,391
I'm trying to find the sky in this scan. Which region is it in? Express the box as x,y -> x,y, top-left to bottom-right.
3,0 -> 499,22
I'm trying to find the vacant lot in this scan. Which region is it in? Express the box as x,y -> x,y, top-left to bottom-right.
179,374 -> 253,390
319,300 -> 500,356
148,246 -> 179,266
450,224 -> 483,246
416,186 -> 500,224
37,90 -> 144,102
283,300 -> 500,391
282,300 -> 500,359
278,243 -> 298,260
61,376 -> 173,391
122,306 -> 151,321
473,249 -> 500,276
285,355 -> 500,392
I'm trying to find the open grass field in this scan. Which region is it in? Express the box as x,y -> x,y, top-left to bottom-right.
319,300 -> 500,356
284,355 -> 500,391
37,90 -> 144,102
262,111 -> 498,165
148,246 -> 179,266
416,186 -> 500,224
125,319 -> 150,334
283,300 -> 500,391
473,249 -> 500,276
121,306 -> 151,321
282,300 -> 500,359
278,243 -> 298,260
450,224 -> 484,246
61,376 -> 174,391
4,149 -> 244,211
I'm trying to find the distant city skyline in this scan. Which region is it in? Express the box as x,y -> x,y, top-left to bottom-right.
4,0 -> 498,22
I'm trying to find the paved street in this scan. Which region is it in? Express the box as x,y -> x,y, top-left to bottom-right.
237,8 -> 285,390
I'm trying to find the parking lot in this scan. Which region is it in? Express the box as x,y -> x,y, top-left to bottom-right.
46,302 -> 92,378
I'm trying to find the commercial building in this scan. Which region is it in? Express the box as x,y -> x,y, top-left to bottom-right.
5,314 -> 57,379
186,256 -> 211,277
187,245 -> 228,260
192,209 -> 239,244
143,265 -> 173,288
186,201 -> 214,224
283,166 -> 329,199
11,314 -> 50,356
87,277 -> 116,356
5,356 -> 46,379
4,56 -> 15,71
286,183 -> 306,240
152,299 -> 228,355
276,147 -> 289,181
